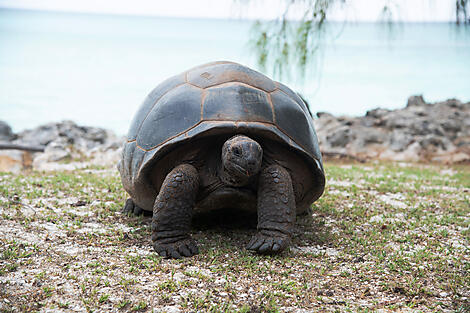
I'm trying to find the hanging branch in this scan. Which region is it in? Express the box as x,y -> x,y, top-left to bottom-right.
248,0 -> 344,79
456,0 -> 469,24
248,0 -> 469,78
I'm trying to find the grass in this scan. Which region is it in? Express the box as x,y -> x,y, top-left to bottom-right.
0,162 -> 468,312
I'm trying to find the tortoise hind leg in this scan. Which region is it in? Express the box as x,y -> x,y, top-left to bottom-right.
247,165 -> 295,254
151,164 -> 200,258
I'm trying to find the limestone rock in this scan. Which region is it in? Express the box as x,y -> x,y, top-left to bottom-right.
0,120 -> 14,141
315,95 -> 470,163
1,120 -> 124,172
16,120 -> 110,149
406,95 -> 426,107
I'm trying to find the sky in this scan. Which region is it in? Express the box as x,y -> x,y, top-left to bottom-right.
0,0 -> 458,22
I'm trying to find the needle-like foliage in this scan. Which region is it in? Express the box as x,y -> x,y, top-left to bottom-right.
246,0 -> 469,79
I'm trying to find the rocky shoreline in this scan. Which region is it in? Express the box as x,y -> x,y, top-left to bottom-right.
0,120 -> 123,173
316,95 -> 469,163
0,95 -> 469,172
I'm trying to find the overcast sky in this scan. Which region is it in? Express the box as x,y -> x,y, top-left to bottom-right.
0,0 -> 457,22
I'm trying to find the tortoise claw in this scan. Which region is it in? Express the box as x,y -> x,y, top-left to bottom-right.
122,198 -> 146,216
246,232 -> 290,255
122,198 -> 135,215
153,238 -> 199,259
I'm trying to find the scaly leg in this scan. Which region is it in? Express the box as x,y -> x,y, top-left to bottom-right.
151,164 -> 199,258
247,164 -> 295,254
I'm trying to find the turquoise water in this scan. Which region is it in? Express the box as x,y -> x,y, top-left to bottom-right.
1,9 -> 469,135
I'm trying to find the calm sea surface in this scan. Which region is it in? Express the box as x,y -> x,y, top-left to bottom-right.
1,9 -> 469,135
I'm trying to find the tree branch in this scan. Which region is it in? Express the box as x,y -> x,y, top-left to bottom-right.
0,143 -> 45,152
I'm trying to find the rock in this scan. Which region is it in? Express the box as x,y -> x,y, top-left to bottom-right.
365,108 -> 390,119
389,130 -> 414,152
439,98 -> 462,108
0,120 -> 14,141
406,95 -> 426,107
0,151 -> 23,173
419,135 -> 454,152
449,152 -> 470,163
431,152 -> 467,164
16,120 -> 111,150
316,112 -> 334,118
0,150 -> 33,174
440,119 -> 461,134
357,127 -> 387,145
30,124 -> 124,171
44,138 -> 72,162
315,96 -> 470,163
326,126 -> 352,147
393,142 -> 422,162
383,111 -> 420,130
1,120 -> 124,172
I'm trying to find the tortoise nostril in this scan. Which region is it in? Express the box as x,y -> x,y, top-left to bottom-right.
246,159 -> 261,173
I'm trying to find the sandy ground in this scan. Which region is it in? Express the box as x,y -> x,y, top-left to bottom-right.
0,162 -> 469,312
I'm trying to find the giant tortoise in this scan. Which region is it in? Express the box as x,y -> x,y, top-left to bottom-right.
118,61 -> 325,258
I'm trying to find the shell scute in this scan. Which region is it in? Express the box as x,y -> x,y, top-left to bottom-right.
136,84 -> 202,151
203,83 -> 273,123
187,62 -> 276,92
274,82 -> 311,117
127,73 -> 186,141
270,89 -> 319,157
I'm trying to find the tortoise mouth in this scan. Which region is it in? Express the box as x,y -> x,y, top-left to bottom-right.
231,163 -> 250,177
228,160 -> 261,178
221,162 -> 254,187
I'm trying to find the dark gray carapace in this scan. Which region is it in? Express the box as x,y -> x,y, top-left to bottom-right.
118,61 -> 325,214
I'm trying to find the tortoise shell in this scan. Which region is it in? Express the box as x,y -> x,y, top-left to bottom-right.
118,61 -> 325,212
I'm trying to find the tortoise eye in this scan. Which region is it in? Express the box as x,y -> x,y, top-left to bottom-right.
232,147 -> 242,156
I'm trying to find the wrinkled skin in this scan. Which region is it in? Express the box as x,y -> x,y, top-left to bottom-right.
126,135 -> 296,258
220,135 -> 263,186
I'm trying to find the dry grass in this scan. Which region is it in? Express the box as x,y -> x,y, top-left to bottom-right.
0,162 -> 469,312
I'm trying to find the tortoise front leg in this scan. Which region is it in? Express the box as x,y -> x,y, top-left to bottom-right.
247,165 -> 295,254
151,164 -> 199,258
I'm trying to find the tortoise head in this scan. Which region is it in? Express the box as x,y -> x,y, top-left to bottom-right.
220,135 -> 263,186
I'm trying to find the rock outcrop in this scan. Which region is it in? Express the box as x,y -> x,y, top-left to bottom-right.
315,96 -> 470,163
0,121 -> 14,141
0,121 -> 124,172
0,96 -> 469,173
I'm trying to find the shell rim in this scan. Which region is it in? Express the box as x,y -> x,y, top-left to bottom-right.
132,120 -> 326,208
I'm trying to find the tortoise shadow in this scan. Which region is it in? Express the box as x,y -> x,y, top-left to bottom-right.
192,208 -> 258,231
191,207 -> 335,252
124,206 -> 336,252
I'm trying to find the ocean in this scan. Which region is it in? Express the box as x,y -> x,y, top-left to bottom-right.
1,9 -> 469,135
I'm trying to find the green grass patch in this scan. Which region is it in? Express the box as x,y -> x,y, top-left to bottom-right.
0,161 -> 468,312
